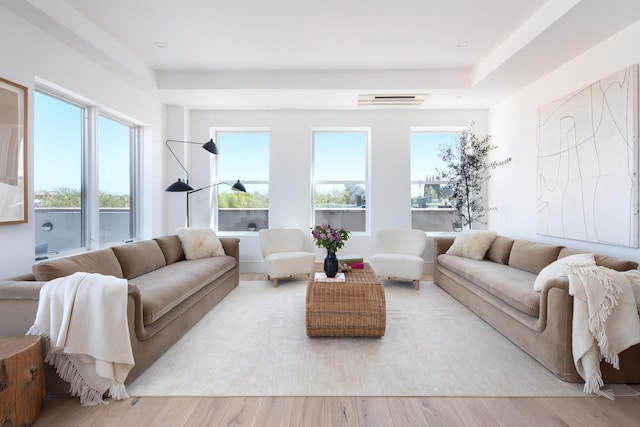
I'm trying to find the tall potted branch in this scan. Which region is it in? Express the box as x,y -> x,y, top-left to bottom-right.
438,125 -> 511,229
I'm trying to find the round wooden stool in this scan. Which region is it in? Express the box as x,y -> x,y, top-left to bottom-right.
0,335 -> 45,427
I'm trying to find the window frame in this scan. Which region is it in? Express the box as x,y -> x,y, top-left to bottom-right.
34,86 -> 141,257
311,127 -> 370,234
97,112 -> 140,242
410,127 -> 464,232
210,127 -> 270,234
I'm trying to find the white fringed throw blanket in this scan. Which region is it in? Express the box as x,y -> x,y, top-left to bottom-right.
27,272 -> 134,406
566,264 -> 640,399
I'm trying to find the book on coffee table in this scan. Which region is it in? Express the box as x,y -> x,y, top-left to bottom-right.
314,272 -> 346,282
338,255 -> 364,264
346,262 -> 365,269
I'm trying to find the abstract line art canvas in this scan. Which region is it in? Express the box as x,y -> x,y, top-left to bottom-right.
536,65 -> 639,248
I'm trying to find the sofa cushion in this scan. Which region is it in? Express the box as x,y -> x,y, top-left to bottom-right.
485,236 -> 515,265
32,248 -> 124,281
154,235 -> 185,265
508,240 -> 562,274
594,255 -> 638,272
533,253 -> 595,292
129,255 -> 236,325
264,251 -> 317,278
438,254 -> 540,316
112,240 -> 167,279
558,247 -> 638,272
177,227 -> 226,260
446,230 -> 498,260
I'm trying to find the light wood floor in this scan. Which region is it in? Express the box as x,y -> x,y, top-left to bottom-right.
33,274 -> 640,427
33,394 -> 640,426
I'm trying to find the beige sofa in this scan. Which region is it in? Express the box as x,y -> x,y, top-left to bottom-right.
0,235 -> 239,394
434,235 -> 640,383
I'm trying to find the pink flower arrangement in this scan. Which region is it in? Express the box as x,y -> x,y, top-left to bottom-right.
311,224 -> 350,253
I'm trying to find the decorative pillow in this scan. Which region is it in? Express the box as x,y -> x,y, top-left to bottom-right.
533,253 -> 596,292
446,230 -> 498,261
508,240 -> 562,274
485,236 -> 515,264
177,227 -> 226,260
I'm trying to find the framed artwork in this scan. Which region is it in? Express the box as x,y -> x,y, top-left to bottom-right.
536,65 -> 639,247
0,77 -> 27,224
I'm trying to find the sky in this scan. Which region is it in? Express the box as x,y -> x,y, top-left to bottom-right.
34,91 -> 131,196
34,92 -> 457,198
410,132 -> 458,181
313,132 -> 366,181
216,132 -> 269,182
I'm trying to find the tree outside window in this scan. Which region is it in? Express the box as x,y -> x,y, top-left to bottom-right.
410,131 -> 460,232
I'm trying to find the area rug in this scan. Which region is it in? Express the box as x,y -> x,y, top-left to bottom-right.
127,280 -> 636,397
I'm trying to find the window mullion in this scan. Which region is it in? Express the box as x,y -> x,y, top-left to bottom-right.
130,127 -> 139,240
85,107 -> 100,249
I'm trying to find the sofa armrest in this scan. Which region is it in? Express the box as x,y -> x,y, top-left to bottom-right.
5,273 -> 37,282
220,237 -> 240,261
0,280 -> 44,300
0,280 -> 46,337
125,283 -> 147,341
433,237 -> 455,262
541,276 -> 569,293
535,276 -> 571,332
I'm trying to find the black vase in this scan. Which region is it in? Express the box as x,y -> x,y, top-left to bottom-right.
324,250 -> 339,278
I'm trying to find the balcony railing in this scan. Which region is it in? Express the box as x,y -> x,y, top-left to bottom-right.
35,206 -> 459,256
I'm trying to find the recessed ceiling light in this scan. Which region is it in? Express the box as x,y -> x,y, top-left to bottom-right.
153,41 -> 165,48
456,41 -> 468,48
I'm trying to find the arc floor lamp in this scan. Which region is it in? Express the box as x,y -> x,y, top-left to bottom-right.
165,139 -> 246,226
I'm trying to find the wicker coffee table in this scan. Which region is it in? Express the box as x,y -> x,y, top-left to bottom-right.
305,263 -> 386,337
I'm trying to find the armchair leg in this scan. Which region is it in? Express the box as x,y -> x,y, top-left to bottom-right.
414,279 -> 420,290
273,278 -> 278,288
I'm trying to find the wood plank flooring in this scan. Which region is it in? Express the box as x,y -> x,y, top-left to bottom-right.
32,274 -> 640,426
34,395 -> 640,426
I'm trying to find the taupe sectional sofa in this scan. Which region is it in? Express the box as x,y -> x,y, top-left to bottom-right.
434,235 -> 640,383
0,235 -> 239,394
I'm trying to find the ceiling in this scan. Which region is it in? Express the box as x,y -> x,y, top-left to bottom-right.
5,0 -> 640,109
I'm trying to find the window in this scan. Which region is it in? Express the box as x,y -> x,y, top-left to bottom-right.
410,130 -> 460,231
214,130 -> 269,232
34,92 -> 85,254
98,115 -> 137,242
34,90 -> 139,257
312,130 -> 368,232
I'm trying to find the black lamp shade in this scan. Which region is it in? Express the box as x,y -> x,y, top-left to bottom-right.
166,178 -> 194,192
231,180 -> 246,192
202,139 -> 219,155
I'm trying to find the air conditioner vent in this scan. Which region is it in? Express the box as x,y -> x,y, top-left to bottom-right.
357,94 -> 427,106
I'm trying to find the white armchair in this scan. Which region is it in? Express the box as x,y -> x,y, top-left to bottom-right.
259,228 -> 316,288
369,229 -> 427,290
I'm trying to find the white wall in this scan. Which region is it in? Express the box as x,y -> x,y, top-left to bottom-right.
169,109 -> 487,271
488,19 -> 640,263
0,6 -> 166,278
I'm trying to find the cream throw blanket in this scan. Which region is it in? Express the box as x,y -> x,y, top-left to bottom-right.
566,264 -> 640,399
27,272 -> 134,406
